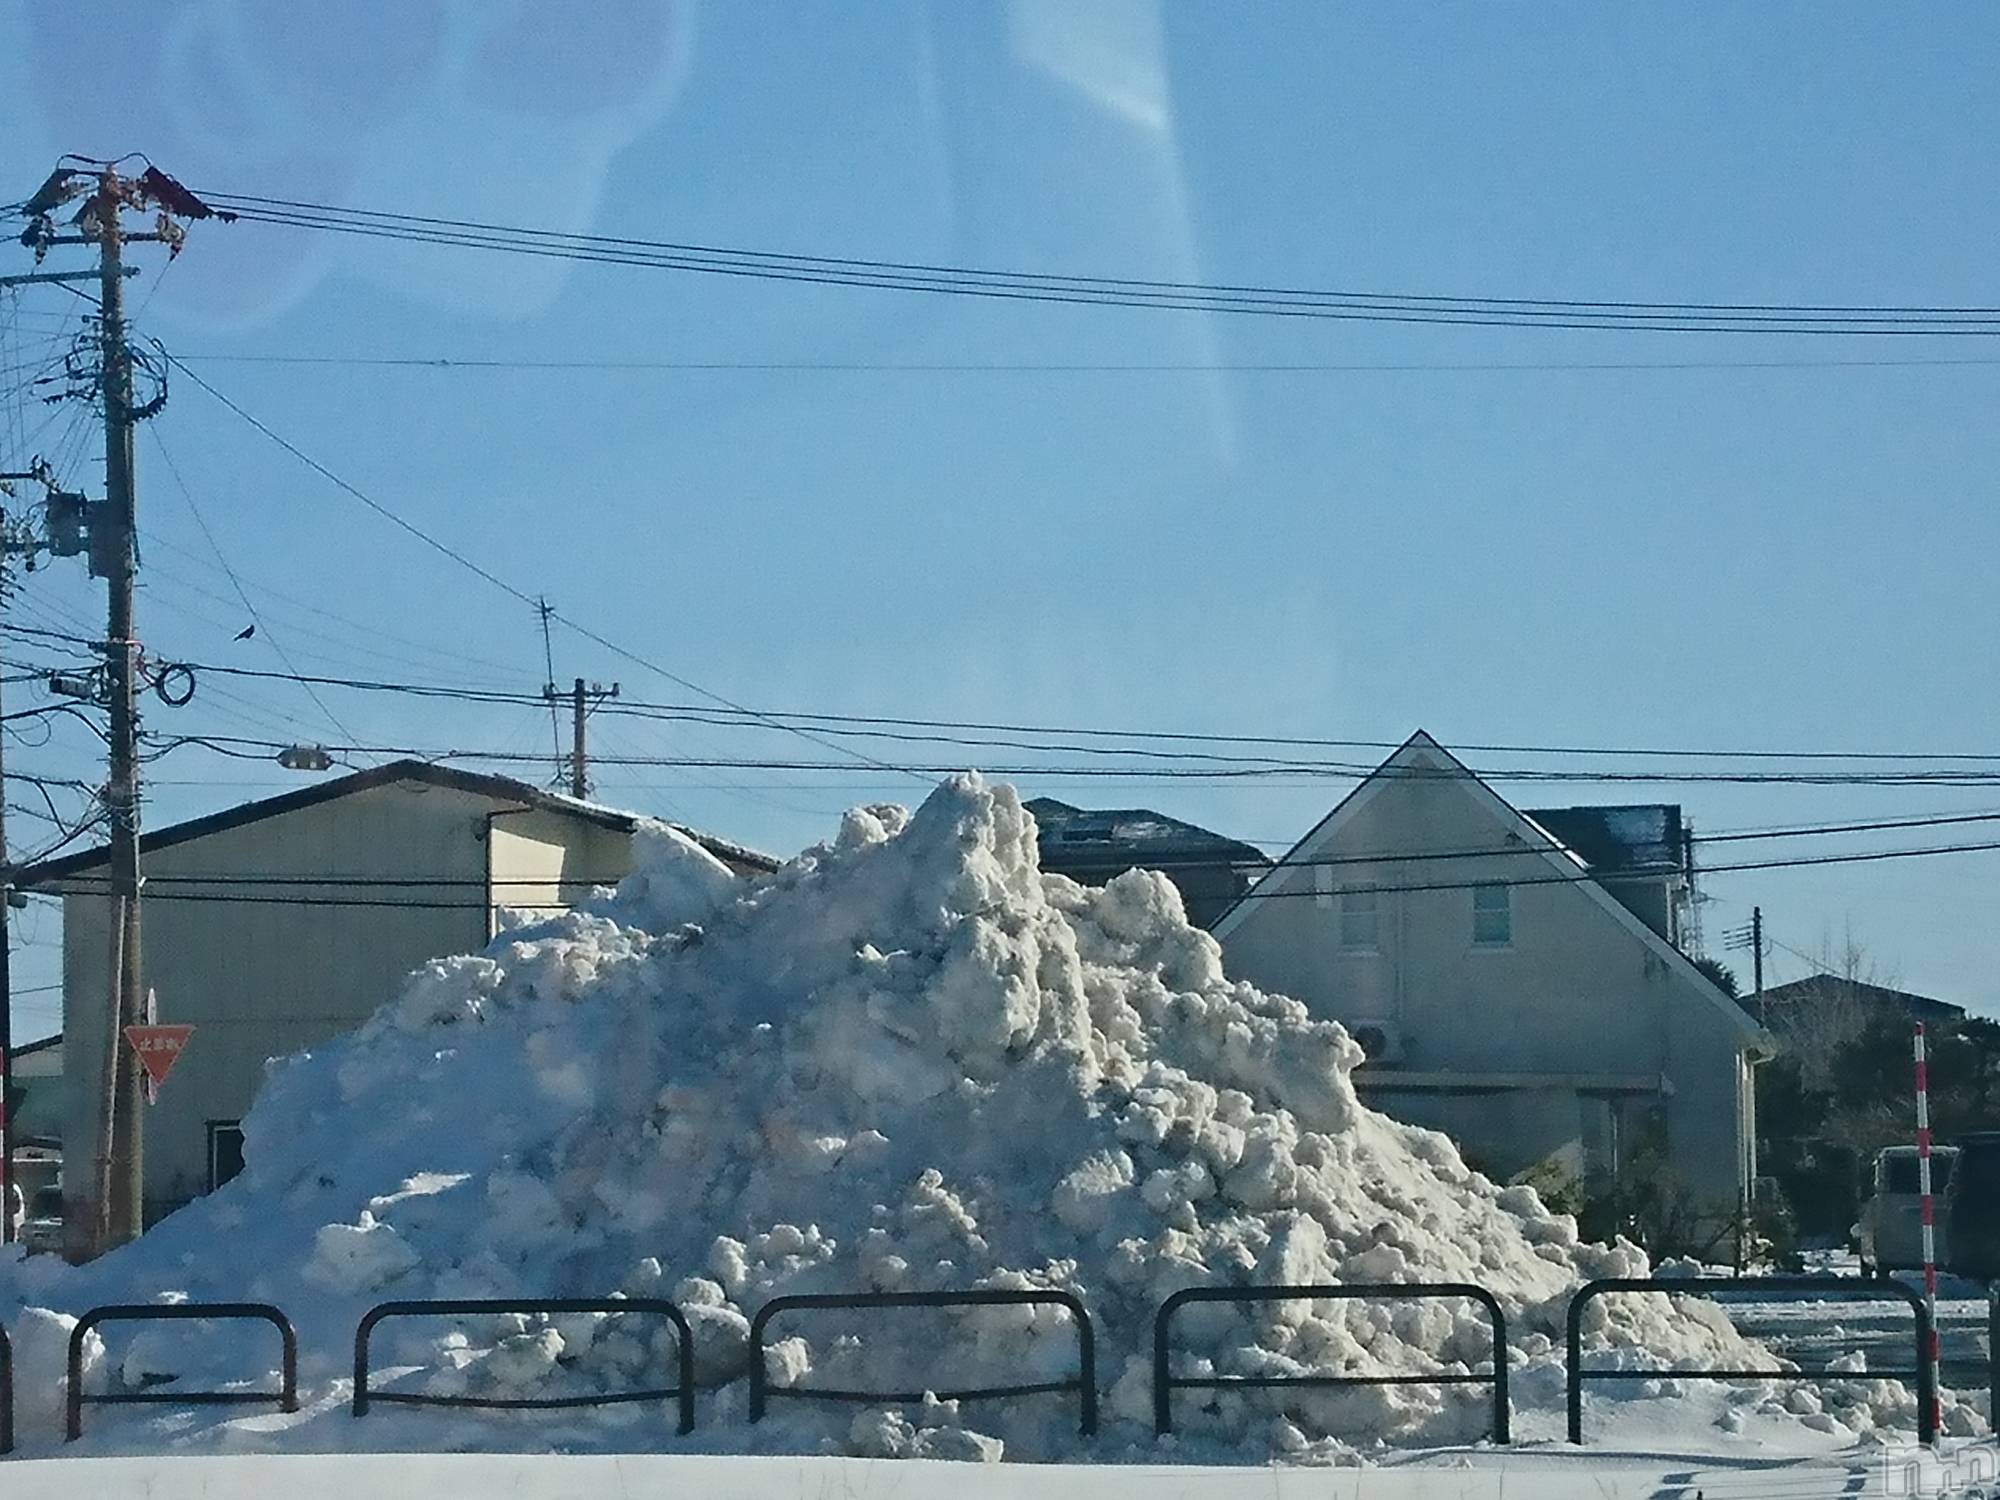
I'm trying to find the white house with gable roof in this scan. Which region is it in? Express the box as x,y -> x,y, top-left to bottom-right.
21,760 -> 776,1258
1213,732 -> 1768,1229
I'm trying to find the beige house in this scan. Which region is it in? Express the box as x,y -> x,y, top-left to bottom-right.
6,1031 -> 65,1205
23,761 -> 775,1254
1213,733 -> 1768,1220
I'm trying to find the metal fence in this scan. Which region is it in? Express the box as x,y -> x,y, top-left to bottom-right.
352,1298 -> 694,1434
1566,1276 -> 1938,1447
1,1273 -> 1978,1455
66,1302 -> 298,1442
748,1289 -> 1097,1436
1152,1283 -> 1510,1443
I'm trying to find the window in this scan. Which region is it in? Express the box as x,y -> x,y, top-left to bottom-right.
1337,888 -> 1379,950
1472,883 -> 1511,946
207,1121 -> 245,1192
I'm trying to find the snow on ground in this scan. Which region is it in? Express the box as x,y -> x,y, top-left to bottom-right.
0,777 -> 1988,1465
4,1445 -> 1994,1500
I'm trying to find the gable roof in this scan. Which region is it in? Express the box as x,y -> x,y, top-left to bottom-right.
17,759 -> 778,884
1211,731 -> 1766,1046
1758,975 -> 1965,1025
1024,797 -> 1270,872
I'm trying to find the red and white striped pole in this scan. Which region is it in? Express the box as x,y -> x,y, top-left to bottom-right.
1913,1022 -> 1942,1431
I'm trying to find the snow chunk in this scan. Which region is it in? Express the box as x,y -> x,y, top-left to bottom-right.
302,1211 -> 419,1294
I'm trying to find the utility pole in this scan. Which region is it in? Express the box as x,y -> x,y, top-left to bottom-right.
536,598 -> 562,785
2,272 -> 142,1248
1750,905 -> 1765,1025
12,159 -> 230,1254
544,676 -> 618,800
570,678 -> 590,799
91,169 -> 146,1251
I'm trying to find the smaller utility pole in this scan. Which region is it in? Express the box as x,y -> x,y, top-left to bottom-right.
543,677 -> 619,799
1750,906 -> 1765,1024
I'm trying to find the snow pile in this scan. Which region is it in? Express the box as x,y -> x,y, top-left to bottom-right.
0,776 -> 1977,1459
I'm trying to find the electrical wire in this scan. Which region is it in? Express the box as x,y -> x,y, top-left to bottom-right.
37,806 -> 2000,883
146,425 -> 366,754
202,192 -> 2000,337
72,652 -> 2000,771
167,353 -> 2000,375
161,352 -> 930,786
128,731 -> 2000,787
37,833 -> 2000,906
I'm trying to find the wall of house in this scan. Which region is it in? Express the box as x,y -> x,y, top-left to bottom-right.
58,781 -> 627,1247
1217,752 -> 1753,1210
487,807 -> 634,932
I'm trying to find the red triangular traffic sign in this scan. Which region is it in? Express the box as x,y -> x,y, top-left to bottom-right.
125,1024 -> 195,1091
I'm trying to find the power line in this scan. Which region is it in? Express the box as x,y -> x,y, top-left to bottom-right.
135,526 -> 527,685
167,353 -> 2000,374
146,425 -> 365,754
160,353 -> 929,786
38,834 -> 2000,904
37,808 -> 2000,885
202,192 -> 2000,337
132,732 -> 2000,787
76,652 -> 2000,770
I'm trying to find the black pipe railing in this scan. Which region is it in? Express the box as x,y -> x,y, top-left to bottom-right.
1566,1276 -> 1937,1447
1,1322 -> 12,1455
1152,1283 -> 1510,1442
352,1298 -> 694,1434
66,1303 -> 298,1442
748,1289 -> 1097,1436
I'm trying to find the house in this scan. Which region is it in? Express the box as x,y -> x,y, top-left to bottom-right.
21,760 -> 776,1255
6,1031 -> 64,1139
1024,797 -> 1270,928
5,1032 -> 64,1206
1755,974 -> 1965,1033
1752,974 -> 1965,1089
1212,732 -> 1768,1222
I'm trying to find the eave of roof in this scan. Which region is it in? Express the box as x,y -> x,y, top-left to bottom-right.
16,759 -> 777,882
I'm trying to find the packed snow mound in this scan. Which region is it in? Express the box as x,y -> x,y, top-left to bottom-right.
2,777 -> 1974,1459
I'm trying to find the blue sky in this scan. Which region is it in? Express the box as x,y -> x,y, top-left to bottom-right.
3,2 -> 1997,1038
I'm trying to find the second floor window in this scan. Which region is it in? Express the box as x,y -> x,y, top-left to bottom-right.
1337,888 -> 1379,949
1472,883 -> 1512,946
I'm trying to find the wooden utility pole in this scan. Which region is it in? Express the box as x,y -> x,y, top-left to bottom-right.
544,676 -> 618,799
92,169 -> 147,1250
1750,906 -> 1765,1024
570,678 -> 590,799
11,159 -> 229,1254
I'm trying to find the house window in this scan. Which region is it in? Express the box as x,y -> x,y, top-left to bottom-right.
207,1121 -> 245,1192
1472,883 -> 1511,946
1337,888 -> 1379,950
